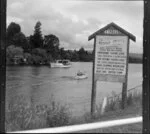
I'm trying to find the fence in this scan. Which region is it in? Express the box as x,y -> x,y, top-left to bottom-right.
100,84 -> 142,114
107,84 -> 142,103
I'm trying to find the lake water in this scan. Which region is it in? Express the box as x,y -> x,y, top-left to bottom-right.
6,62 -> 142,116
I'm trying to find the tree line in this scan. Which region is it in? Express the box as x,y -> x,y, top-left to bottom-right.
6,21 -> 93,65
6,21 -> 142,66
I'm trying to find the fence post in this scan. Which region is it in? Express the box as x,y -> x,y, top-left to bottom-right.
101,97 -> 107,115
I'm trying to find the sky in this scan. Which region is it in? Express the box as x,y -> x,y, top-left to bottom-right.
7,0 -> 144,53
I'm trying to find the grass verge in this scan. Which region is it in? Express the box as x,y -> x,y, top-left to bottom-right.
6,92 -> 142,133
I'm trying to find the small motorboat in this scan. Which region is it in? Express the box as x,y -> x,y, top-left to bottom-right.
74,71 -> 88,80
50,60 -> 71,68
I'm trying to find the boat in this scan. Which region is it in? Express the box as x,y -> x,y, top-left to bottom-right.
50,60 -> 71,68
74,71 -> 88,80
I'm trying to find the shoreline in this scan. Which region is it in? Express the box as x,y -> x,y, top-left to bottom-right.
6,62 -> 143,67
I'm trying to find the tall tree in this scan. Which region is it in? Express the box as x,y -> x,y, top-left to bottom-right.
32,21 -> 43,48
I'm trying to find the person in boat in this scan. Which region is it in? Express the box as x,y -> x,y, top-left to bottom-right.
77,70 -> 84,76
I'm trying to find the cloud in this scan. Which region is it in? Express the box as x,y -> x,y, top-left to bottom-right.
9,1 -> 24,10
7,0 -> 143,52
7,16 -> 23,25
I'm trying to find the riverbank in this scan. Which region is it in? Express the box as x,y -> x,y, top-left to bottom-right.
6,60 -> 142,67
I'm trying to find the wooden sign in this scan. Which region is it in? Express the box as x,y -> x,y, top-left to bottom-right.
88,22 -> 136,115
94,35 -> 128,83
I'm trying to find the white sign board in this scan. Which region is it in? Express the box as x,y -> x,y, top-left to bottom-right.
95,36 -> 128,82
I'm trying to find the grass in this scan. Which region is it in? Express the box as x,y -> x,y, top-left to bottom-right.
76,92 -> 142,133
5,95 -> 71,132
79,123 -> 142,133
6,91 -> 142,133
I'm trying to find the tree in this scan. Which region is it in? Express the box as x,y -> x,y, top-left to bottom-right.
78,47 -> 86,61
31,48 -> 52,64
32,21 -> 43,48
7,22 -> 21,46
71,50 -> 79,61
7,45 -> 24,58
59,48 -> 66,59
6,22 -> 30,51
43,34 -> 60,59
12,32 -> 29,51
6,45 -> 24,65
31,48 -> 47,59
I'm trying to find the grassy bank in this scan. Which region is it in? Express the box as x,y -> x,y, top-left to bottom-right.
6,93 -> 142,133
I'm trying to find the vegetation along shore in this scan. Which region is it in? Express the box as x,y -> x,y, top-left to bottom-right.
6,21 -> 142,66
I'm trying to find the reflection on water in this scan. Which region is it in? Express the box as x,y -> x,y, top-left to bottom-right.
6,62 -> 142,116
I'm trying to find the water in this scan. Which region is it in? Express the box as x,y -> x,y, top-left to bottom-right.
6,62 -> 142,116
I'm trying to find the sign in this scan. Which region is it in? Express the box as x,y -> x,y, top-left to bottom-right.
95,36 -> 128,82
104,29 -> 121,35
89,22 -> 136,114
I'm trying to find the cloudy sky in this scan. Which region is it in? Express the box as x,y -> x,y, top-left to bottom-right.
7,0 -> 143,53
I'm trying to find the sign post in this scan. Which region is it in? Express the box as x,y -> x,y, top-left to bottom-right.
121,38 -> 129,109
88,22 -> 136,115
91,37 -> 97,115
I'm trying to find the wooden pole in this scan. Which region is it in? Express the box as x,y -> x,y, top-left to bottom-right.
0,0 -> 7,133
121,37 -> 129,109
91,37 -> 97,116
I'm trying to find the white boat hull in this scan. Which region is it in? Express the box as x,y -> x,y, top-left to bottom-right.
50,63 -> 71,68
74,75 -> 88,80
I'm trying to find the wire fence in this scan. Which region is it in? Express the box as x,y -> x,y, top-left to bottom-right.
106,84 -> 142,106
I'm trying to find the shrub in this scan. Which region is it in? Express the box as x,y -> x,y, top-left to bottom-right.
127,93 -> 133,106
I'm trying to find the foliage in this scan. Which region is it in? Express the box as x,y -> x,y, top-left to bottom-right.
31,48 -> 52,65
7,22 -> 21,45
6,21 -> 142,66
7,45 -> 24,59
78,47 -> 93,62
6,45 -> 24,65
6,95 -> 71,132
31,21 -> 43,48
129,57 -> 142,63
71,50 -> 80,61
46,101 -> 71,127
32,48 -> 47,58
11,32 -> 29,51
24,53 -> 33,64
43,34 -> 60,60
6,22 -> 29,52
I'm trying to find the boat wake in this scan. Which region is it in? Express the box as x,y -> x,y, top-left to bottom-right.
61,76 -> 75,80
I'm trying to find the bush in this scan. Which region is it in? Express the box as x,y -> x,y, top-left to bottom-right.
46,101 -> 71,127
105,100 -> 117,112
127,93 -> 133,106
